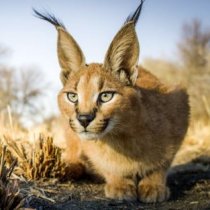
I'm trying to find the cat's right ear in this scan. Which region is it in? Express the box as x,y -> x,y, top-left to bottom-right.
33,9 -> 86,85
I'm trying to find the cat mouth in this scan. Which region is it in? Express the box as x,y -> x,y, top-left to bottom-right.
81,119 -> 109,134
77,119 -> 110,140
69,118 -> 112,140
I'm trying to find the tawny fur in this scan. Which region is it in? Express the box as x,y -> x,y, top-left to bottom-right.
35,1 -> 189,203
58,65 -> 189,202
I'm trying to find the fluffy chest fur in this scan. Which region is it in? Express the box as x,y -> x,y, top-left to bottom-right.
82,140 -> 144,177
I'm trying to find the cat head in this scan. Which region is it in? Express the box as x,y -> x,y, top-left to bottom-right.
34,1 -> 144,140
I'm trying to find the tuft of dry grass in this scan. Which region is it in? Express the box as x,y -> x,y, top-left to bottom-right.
4,135 -> 68,180
0,146 -> 25,210
0,110 -> 69,181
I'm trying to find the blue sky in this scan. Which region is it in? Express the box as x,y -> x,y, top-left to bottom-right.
0,0 -> 210,80
0,0 -> 210,118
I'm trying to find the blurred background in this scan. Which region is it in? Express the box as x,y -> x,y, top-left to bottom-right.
0,0 -> 210,129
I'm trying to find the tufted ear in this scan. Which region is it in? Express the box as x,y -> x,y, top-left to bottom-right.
33,9 -> 85,85
103,22 -> 139,85
103,0 -> 144,85
57,28 -> 85,84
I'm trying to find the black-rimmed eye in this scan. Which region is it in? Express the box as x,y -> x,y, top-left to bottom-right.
99,92 -> 115,103
67,92 -> 78,103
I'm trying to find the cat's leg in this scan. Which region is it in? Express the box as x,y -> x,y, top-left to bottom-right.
63,133 -> 86,180
104,175 -> 137,201
137,169 -> 170,203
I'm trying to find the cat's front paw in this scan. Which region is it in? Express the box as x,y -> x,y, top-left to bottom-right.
60,162 -> 85,181
138,181 -> 170,203
105,179 -> 137,201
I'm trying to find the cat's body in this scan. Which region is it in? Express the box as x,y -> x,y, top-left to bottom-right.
58,65 -> 189,202
35,1 -> 189,203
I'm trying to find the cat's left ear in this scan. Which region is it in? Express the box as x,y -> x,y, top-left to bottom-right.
103,22 -> 139,85
103,0 -> 144,85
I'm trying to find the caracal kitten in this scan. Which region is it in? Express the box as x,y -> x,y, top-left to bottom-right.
34,1 -> 189,203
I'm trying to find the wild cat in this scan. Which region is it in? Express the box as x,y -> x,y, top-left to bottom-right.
34,1 -> 189,203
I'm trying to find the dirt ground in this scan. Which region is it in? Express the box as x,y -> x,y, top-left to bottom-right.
20,156 -> 210,210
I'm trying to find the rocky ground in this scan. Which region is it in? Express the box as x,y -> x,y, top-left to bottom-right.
22,156 -> 210,210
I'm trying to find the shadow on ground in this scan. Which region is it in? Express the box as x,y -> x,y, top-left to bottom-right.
24,156 -> 210,210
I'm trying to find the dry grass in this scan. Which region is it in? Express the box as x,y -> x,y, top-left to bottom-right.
0,111 -> 69,182
0,146 -> 25,210
0,113 -> 71,207
173,120 -> 210,165
0,135 -> 69,181
4,135 -> 68,180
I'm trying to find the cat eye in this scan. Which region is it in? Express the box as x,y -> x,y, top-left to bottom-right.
99,92 -> 115,103
67,92 -> 78,103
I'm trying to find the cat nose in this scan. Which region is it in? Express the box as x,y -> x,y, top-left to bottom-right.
77,113 -> 95,128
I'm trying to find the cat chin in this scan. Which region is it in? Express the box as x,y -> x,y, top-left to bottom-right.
78,132 -> 103,141
77,128 -> 110,140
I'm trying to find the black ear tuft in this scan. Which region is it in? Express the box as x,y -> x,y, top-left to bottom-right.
124,0 -> 145,26
33,8 -> 66,29
33,8 -> 86,85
